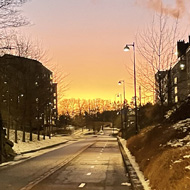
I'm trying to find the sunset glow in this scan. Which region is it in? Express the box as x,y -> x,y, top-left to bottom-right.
20,0 -> 190,112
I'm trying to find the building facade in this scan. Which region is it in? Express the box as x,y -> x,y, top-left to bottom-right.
155,37 -> 190,106
0,54 -> 58,133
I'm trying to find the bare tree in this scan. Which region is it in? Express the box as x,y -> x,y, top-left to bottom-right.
0,0 -> 29,29
0,30 -> 49,63
135,12 -> 180,110
47,63 -> 69,113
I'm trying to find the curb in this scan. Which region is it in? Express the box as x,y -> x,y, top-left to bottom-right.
19,140 -> 69,155
117,137 -> 144,190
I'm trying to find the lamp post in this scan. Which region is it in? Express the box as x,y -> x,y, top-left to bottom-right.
118,80 -> 127,138
117,93 -> 123,131
124,42 -> 138,134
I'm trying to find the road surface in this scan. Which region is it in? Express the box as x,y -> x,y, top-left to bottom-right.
0,135 -> 131,190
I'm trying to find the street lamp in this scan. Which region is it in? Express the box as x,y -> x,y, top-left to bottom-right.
118,80 -> 127,138
124,42 -> 138,134
116,93 -> 123,131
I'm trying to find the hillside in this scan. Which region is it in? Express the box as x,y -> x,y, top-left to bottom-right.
127,119 -> 190,190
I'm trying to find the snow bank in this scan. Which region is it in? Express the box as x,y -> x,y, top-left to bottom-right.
6,129 -> 87,154
119,138 -> 151,190
167,118 -> 190,147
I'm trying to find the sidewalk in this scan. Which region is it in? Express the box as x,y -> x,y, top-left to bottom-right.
0,129 -> 88,167
9,129 -> 87,154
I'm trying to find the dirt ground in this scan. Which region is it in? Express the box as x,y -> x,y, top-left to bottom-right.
127,120 -> 190,190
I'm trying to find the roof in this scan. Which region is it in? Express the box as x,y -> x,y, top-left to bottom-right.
0,54 -> 52,74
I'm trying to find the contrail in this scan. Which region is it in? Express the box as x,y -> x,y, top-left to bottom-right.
135,0 -> 186,18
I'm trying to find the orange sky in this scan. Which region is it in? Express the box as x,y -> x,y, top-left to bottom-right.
21,0 -> 190,103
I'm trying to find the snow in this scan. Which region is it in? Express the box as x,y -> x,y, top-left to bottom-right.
165,109 -> 175,119
172,118 -> 190,131
185,165 -> 190,170
0,128 -> 90,168
6,129 -> 86,154
167,140 -> 183,147
119,138 -> 151,190
167,119 -> 190,147
173,159 -> 183,164
0,128 -> 88,167
183,155 -> 190,159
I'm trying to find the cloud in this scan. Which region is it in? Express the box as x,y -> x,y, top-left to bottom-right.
135,0 -> 186,18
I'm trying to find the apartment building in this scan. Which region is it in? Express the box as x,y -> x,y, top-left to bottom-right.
155,37 -> 190,105
0,54 -> 58,132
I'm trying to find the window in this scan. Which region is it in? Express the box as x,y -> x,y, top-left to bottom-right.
175,96 -> 178,103
174,86 -> 178,94
174,77 -> 177,84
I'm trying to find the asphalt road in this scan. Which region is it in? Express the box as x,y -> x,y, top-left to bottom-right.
0,135 -> 131,190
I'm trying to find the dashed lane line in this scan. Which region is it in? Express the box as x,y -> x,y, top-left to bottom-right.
121,182 -> 131,186
19,143 -> 94,190
78,183 -> 86,188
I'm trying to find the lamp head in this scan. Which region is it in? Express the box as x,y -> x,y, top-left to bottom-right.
118,81 -> 122,85
180,63 -> 185,70
124,45 -> 130,52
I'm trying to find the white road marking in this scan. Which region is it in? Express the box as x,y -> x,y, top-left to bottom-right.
86,172 -> 92,176
78,183 -> 86,188
19,144 -> 93,190
121,182 -> 131,186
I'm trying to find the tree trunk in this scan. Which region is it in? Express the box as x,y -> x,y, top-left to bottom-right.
37,122 -> 40,141
43,125 -> 45,140
29,121 -> 32,141
22,124 -> 25,142
15,122 -> 17,143
158,74 -> 164,119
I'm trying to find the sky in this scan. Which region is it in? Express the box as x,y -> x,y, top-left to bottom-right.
21,0 -> 190,103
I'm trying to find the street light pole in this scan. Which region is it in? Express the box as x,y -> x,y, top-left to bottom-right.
124,42 -> 138,134
118,80 -> 127,138
118,93 -> 123,131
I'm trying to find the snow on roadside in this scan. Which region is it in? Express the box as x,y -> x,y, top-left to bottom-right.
119,138 -> 151,190
7,129 -> 86,154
